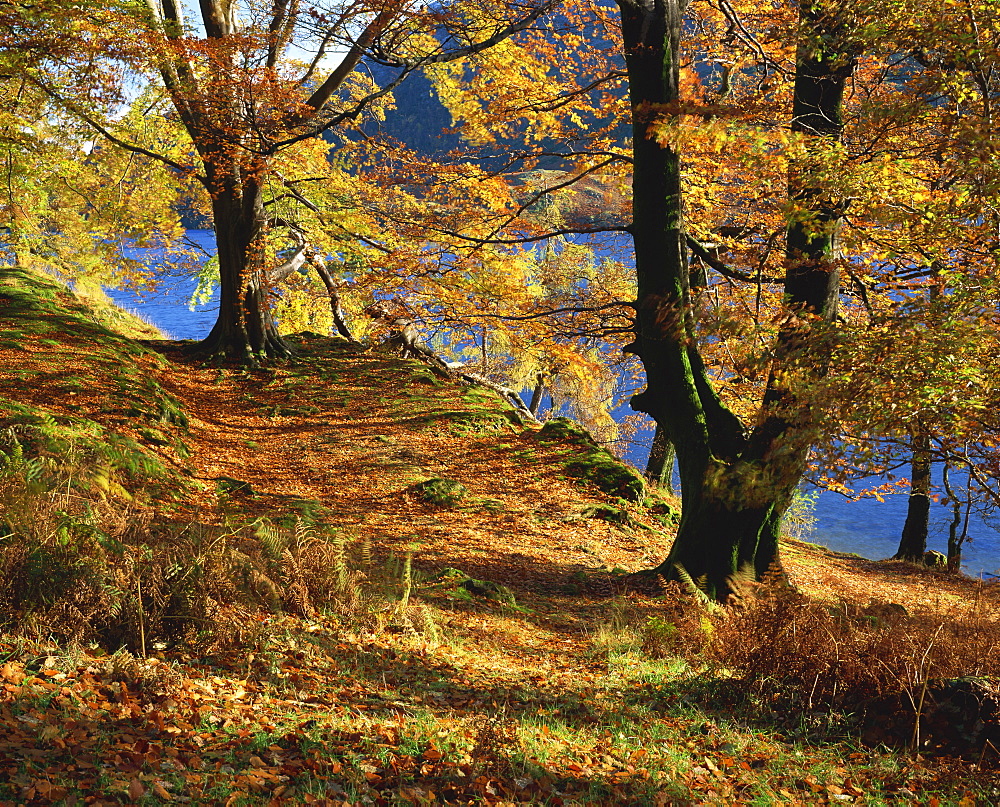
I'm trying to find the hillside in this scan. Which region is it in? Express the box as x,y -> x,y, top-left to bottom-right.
1,264 -> 998,805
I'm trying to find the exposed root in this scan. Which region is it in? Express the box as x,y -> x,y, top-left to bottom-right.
187,331 -> 294,365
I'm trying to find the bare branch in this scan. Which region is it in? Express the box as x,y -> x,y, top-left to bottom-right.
468,301 -> 636,321
686,236 -> 781,284
31,79 -> 204,183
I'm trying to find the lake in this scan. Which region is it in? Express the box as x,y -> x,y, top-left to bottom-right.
107,230 -> 1000,578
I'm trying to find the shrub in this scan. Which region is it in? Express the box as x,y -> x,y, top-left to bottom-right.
709,585 -> 1000,705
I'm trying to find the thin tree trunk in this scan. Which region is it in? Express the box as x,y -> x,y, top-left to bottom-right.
312,257 -> 356,341
528,373 -> 547,416
943,460 -> 970,572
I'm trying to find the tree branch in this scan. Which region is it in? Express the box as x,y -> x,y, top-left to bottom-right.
686,236 -> 781,284
30,79 -> 204,183
304,4 -> 404,112
370,1 -> 557,68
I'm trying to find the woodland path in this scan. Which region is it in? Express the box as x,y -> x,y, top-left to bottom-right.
153,336 -> 995,622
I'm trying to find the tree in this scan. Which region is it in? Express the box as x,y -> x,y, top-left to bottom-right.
802,0 -> 1000,571
895,424 -> 931,562
604,0 -> 854,595
14,0 -> 556,362
644,424 -> 675,492
1,3 -> 189,282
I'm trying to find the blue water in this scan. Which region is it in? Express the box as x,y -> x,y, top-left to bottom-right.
106,230 -> 220,340
107,230 -> 1000,578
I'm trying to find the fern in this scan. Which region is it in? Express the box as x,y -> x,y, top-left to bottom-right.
291,517 -> 316,551
330,532 -> 348,593
254,519 -> 287,560
724,562 -> 760,603
36,411 -> 59,439
674,563 -> 723,615
0,432 -> 25,472
280,547 -> 314,616
398,552 -> 414,611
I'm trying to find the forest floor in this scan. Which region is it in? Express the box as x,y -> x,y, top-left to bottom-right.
0,264 -> 998,805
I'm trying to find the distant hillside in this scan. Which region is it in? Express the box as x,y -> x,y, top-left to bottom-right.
363,64 -> 464,155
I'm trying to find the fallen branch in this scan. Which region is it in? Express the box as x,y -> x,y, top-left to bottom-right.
365,300 -> 538,423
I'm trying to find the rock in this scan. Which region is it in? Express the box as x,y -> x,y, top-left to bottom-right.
460,578 -> 515,604
216,476 -> 254,496
923,550 -> 947,568
861,677 -> 1000,759
536,417 -> 645,501
580,504 -> 631,525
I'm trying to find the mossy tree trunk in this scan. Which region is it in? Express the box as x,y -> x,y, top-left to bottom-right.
619,0 -> 856,598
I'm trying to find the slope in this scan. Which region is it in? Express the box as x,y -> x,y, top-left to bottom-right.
0,264 -> 998,805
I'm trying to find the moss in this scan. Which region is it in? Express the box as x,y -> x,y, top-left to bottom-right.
535,417 -> 645,501
536,416 -> 598,447
580,503 -> 632,525
217,476 -> 255,496
643,494 -> 681,526
410,369 -> 443,386
565,454 -> 645,501
413,477 -> 467,506
460,577 -> 515,604
406,409 -> 515,435
426,568 -> 516,605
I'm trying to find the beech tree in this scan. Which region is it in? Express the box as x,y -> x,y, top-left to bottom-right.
14,0 -> 556,361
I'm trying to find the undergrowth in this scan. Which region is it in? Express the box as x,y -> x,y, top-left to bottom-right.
640,570 -> 1000,759
0,438 -> 436,653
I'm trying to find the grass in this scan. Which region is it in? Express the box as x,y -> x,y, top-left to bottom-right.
0,263 -> 998,804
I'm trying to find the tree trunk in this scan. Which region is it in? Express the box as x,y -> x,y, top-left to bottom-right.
895,426 -> 931,561
943,460 -> 970,572
620,0 -> 855,599
197,175 -> 291,362
645,423 -> 676,493
312,256 -> 356,341
619,0 -> 753,597
528,373 -> 547,417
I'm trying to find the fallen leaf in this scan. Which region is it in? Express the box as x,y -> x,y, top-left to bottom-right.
128,778 -> 146,800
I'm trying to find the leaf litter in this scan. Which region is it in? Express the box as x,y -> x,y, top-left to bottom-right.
0,310 -> 998,804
